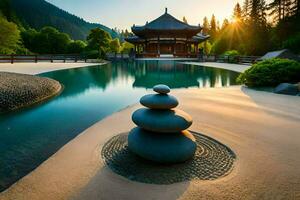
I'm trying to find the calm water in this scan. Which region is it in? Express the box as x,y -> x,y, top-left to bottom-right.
0,61 -> 239,191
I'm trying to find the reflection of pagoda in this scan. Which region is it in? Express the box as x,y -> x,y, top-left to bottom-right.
130,61 -> 239,89
132,61 -> 200,88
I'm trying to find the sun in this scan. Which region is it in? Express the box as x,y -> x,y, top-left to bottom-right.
232,18 -> 238,24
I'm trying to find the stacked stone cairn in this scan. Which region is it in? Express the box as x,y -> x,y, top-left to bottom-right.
128,84 -> 197,163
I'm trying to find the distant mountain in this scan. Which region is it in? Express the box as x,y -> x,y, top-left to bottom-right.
9,0 -> 118,40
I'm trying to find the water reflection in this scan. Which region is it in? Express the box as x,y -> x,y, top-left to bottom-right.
44,61 -> 238,98
0,61 -> 239,192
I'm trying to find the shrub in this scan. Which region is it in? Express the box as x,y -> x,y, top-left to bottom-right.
282,33 -> 300,54
223,50 -> 240,56
67,40 -> 86,54
81,50 -> 99,59
223,50 -> 240,63
237,58 -> 300,87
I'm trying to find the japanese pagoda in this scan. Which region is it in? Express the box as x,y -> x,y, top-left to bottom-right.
126,8 -> 209,58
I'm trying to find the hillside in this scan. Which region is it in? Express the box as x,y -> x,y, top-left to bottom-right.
8,0 -> 118,40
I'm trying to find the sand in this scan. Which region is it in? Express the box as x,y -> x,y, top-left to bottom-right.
0,62 -> 101,75
180,62 -> 251,73
0,86 -> 299,200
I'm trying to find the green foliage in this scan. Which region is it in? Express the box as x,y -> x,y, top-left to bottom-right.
220,50 -> 241,63
208,0 -> 273,56
237,58 -> 300,87
81,50 -> 99,59
121,42 -> 134,53
0,17 -> 20,54
67,40 -> 86,54
223,50 -> 240,56
9,0 -> 118,40
282,33 -> 300,53
199,41 -> 212,55
211,36 -> 228,55
21,27 -> 72,54
87,28 -> 112,58
0,0 -> 11,19
110,38 -> 121,53
209,15 -> 217,42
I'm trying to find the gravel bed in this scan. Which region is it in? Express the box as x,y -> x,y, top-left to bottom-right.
0,72 -> 62,113
101,132 -> 236,184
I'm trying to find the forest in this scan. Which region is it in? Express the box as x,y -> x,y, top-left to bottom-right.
0,0 -> 132,57
0,0 -> 299,57
199,0 -> 300,56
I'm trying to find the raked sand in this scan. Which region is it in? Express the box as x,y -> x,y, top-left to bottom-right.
180,62 -> 251,73
0,62 -> 101,75
0,86 -> 299,200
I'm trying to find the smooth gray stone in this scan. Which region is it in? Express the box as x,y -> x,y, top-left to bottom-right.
140,94 -> 179,109
128,127 -> 197,163
274,83 -> 298,95
153,84 -> 170,94
132,108 -> 192,132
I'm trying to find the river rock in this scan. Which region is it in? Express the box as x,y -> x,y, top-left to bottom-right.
153,84 -> 170,94
274,83 -> 298,95
128,127 -> 197,163
132,108 -> 192,132
140,94 -> 179,109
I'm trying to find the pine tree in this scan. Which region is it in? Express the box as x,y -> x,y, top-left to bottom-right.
290,0 -> 300,16
202,17 -> 209,35
209,14 -> 217,41
242,0 -> 251,19
233,3 -> 243,22
221,19 -> 229,30
268,0 -> 295,22
284,0 -> 293,17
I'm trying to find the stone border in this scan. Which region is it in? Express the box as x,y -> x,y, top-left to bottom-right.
101,131 -> 236,184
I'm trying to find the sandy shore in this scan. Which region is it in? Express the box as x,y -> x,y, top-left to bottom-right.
1,86 -> 299,200
0,62 -> 101,75
181,62 -> 251,73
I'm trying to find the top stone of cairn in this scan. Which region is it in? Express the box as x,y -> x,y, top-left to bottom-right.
153,84 -> 170,94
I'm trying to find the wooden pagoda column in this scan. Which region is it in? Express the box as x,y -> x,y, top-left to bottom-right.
157,36 -> 160,57
173,38 -> 176,56
195,43 -> 199,55
145,39 -> 148,54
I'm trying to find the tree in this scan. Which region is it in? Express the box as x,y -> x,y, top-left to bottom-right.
209,14 -> 217,41
202,17 -> 209,35
221,19 -> 230,30
40,27 -> 71,53
87,28 -> 112,58
0,0 -> 11,20
233,3 -> 243,22
0,17 -> 20,54
121,42 -> 134,53
67,40 -> 86,54
20,27 -> 72,54
242,0 -> 251,19
183,16 -> 188,24
110,38 -> 121,53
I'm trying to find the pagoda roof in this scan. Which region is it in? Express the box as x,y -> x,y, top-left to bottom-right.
132,8 -> 202,38
125,33 -> 210,44
191,34 -> 210,42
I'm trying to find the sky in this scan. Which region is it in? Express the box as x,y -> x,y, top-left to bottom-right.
46,0 -> 245,30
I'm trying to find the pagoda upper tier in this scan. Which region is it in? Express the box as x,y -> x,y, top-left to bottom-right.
131,8 -> 202,38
